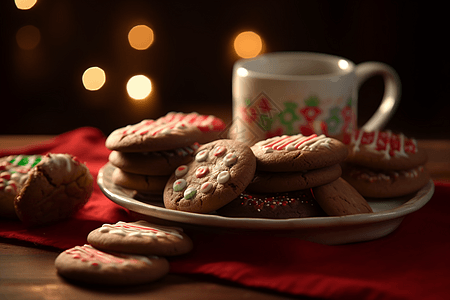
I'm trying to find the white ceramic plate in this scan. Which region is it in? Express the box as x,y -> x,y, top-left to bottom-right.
98,163 -> 435,245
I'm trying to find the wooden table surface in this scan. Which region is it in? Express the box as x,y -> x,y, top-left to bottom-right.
1,135 -> 449,300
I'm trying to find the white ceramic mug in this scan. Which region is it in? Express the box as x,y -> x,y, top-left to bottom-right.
231,52 -> 401,145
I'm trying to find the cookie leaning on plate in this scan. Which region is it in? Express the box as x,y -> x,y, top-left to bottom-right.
341,130 -> 430,198
164,139 -> 256,213
87,220 -> 193,256
312,177 -> 373,216
55,244 -> 169,286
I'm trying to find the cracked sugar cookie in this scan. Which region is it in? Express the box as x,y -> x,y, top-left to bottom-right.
13,153 -> 93,226
163,139 -> 256,213
0,154 -> 43,219
87,220 -> 193,256
55,244 -> 169,286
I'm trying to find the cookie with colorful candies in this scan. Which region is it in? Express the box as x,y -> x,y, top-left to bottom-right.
163,139 -> 256,213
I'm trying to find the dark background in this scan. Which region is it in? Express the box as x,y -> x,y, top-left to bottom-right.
1,0 -> 449,138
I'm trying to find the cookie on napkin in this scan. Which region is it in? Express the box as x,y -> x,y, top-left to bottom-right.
1,153 -> 93,226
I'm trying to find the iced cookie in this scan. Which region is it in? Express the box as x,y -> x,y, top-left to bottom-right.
217,189 -> 326,219
0,155 -> 43,219
312,177 -> 373,216
14,153 -> 93,226
112,168 -> 169,194
246,164 -> 342,193
87,220 -> 193,256
342,130 -> 430,198
105,119 -> 202,152
164,139 -> 256,213
251,134 -> 348,172
108,143 -> 199,176
55,244 -> 169,286
159,111 -> 226,143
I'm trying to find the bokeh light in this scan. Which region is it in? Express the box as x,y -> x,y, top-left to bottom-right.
16,25 -> 41,50
82,67 -> 106,91
234,31 -> 263,58
128,25 -> 154,50
15,0 -> 37,10
127,75 -> 152,100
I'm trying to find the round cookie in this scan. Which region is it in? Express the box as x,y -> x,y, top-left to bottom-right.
87,220 -> 193,256
55,244 -> 169,286
112,168 -> 169,194
105,119 -> 202,152
0,155 -> 43,219
164,139 -> 256,213
246,164 -> 342,193
14,153 -> 94,226
217,189 -> 326,219
343,130 -> 427,170
312,177 -> 373,216
251,134 -> 348,172
108,143 -> 199,176
341,164 -> 430,198
159,111 -> 226,143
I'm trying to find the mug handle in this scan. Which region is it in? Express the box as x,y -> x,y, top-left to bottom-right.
355,62 -> 401,131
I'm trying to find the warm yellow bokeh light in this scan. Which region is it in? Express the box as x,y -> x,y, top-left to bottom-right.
16,25 -> 41,50
128,25 -> 154,50
234,31 -> 263,58
15,0 -> 37,10
127,75 -> 152,100
82,67 -> 106,91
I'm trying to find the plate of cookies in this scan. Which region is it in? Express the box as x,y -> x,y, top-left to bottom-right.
98,113 -> 435,245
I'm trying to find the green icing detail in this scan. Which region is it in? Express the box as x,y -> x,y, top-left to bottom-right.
31,157 -> 42,167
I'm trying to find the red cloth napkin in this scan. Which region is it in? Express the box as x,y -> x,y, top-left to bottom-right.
1,127 -> 449,300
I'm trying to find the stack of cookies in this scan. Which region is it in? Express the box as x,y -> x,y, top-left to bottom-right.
341,130 -> 430,198
55,220 -> 193,286
105,112 -> 225,196
217,133 -> 373,218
